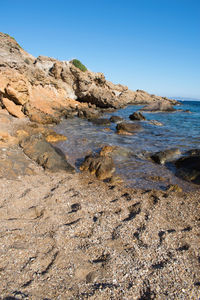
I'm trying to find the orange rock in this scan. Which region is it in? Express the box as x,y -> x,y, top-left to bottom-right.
2,97 -> 25,118
45,132 -> 67,143
100,145 -> 117,156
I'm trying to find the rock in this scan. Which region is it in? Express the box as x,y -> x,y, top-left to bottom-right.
100,145 -> 118,156
80,153 -> 115,180
108,175 -> 123,184
116,122 -> 142,135
1,97 -> 25,118
129,111 -> 146,121
166,184 -> 183,193
175,152 -> 200,184
149,120 -> 163,126
109,116 -> 123,123
151,148 -> 181,164
23,104 -> 60,124
77,108 -> 101,120
141,102 -> 176,112
20,134 -> 75,172
45,132 -> 67,143
90,118 -> 111,126
0,32 -> 178,124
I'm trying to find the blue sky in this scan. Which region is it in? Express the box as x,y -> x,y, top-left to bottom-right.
1,0 -> 200,98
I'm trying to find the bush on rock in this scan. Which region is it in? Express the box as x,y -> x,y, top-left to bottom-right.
71,59 -> 87,72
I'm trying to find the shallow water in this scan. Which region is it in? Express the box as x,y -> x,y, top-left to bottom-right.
54,100 -> 200,191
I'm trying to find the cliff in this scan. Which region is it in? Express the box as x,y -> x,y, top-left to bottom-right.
0,33 -> 176,123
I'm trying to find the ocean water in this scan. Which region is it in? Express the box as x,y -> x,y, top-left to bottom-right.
54,100 -> 200,191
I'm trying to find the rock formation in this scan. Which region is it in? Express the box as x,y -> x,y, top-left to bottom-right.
0,32 -> 177,123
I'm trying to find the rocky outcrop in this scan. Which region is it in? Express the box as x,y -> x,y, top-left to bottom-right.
140,102 -> 176,112
0,32 -> 177,123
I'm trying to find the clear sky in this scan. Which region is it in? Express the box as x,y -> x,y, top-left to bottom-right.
1,0 -> 200,98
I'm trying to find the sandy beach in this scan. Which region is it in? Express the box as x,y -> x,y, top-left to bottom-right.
0,142 -> 199,299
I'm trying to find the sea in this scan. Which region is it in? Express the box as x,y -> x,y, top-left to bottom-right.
54,100 -> 200,191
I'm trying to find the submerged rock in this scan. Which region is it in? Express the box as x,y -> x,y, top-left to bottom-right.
116,122 -> 142,135
20,134 -> 75,172
90,118 -> 111,126
129,111 -> 146,121
109,115 -> 123,123
45,132 -> 67,143
149,120 -> 163,126
151,148 -> 181,164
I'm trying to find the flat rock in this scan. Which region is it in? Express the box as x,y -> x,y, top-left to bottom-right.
20,134 -> 75,172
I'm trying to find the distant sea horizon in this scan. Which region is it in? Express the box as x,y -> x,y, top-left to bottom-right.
169,96 -> 200,102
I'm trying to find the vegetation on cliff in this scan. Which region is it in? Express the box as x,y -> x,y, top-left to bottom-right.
71,59 -> 87,72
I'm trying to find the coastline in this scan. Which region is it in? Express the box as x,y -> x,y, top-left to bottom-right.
0,32 -> 199,299
0,139 -> 199,299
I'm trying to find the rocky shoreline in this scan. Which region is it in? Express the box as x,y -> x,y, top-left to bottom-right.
0,33 -> 199,299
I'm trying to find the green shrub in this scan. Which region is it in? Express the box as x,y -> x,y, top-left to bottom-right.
71,59 -> 87,72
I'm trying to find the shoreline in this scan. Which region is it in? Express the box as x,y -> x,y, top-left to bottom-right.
0,162 -> 200,299
0,137 -> 200,298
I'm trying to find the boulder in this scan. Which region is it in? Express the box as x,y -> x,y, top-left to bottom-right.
175,151 -> 200,184
116,122 -> 142,135
151,148 -> 181,164
77,108 -> 101,120
109,116 -> 123,123
20,134 -> 75,172
80,153 -> 115,180
90,118 -> 111,126
129,112 -> 146,121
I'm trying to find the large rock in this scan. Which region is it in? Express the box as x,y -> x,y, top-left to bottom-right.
129,111 -> 146,121
109,115 -> 123,123
116,122 -> 142,135
80,153 -> 115,180
20,134 -> 75,172
175,150 -> 200,184
151,148 -> 181,164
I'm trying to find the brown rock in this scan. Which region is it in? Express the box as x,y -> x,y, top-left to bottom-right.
100,145 -> 117,156
2,97 -> 25,118
80,153 -> 115,180
141,102 -> 175,112
20,134 -> 75,172
129,111 -> 146,121
45,132 -> 67,143
116,122 -> 142,135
